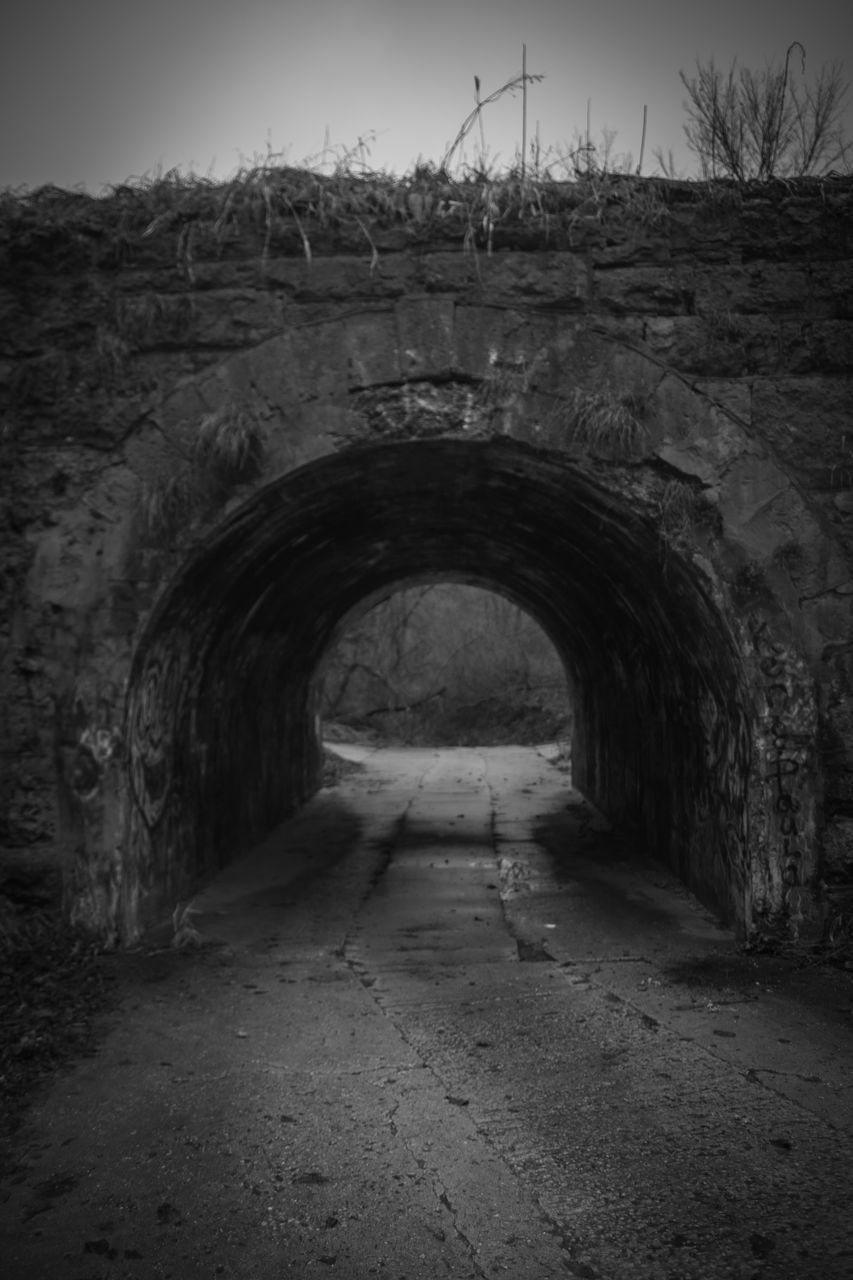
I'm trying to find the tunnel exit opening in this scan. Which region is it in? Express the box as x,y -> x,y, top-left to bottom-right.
123,438 -> 753,945
316,582 -> 574,751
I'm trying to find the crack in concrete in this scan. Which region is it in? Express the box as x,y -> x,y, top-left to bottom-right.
338,758 -> 574,1272
370,1020 -> 494,1277
432,1181 -> 491,1280
386,1097 -> 399,1138
746,1065 -> 828,1084
550,961 -> 851,1132
384,1092 -> 492,1278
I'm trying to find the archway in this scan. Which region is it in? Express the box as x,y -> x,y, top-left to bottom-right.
317,582 -> 573,747
123,438 -> 752,942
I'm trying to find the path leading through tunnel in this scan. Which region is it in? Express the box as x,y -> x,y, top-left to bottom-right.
2,747 -> 852,1279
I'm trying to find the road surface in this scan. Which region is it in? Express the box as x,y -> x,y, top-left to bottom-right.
2,746 -> 852,1279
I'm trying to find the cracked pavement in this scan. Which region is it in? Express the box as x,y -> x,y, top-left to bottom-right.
2,745 -> 852,1278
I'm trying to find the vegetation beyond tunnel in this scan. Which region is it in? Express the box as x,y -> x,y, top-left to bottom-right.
318,583 -> 573,747
125,437 -> 751,943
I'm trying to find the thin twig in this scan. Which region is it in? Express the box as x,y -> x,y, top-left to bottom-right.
261,181 -> 273,265
365,686 -> 446,718
284,196 -> 311,265
522,44 -> 528,182
637,104 -> 648,175
441,68 -> 544,172
475,76 -> 485,160
354,215 -> 379,273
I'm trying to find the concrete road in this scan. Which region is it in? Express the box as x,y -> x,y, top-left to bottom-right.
2,746 -> 852,1280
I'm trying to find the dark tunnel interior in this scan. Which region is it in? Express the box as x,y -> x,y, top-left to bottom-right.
125,438 -> 753,935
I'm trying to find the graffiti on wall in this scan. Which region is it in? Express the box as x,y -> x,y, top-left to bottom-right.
698,683 -> 752,889
71,726 -> 122,801
748,615 -> 818,918
127,645 -> 185,829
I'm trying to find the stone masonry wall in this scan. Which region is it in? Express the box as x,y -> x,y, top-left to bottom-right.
0,173 -> 851,947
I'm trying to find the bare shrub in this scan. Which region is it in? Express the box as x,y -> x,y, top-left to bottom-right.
680,45 -> 851,181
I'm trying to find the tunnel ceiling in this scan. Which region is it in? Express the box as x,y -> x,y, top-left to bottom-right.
143,437 -> 741,708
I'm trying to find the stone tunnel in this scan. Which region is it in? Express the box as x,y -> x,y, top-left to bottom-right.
1,172 -> 851,949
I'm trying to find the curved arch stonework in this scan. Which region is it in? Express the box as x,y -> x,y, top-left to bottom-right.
3,180 -> 851,947
123,439 -> 753,932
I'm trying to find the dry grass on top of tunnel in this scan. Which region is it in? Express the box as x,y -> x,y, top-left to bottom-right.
0,162 -> 669,270
4,156 -> 850,280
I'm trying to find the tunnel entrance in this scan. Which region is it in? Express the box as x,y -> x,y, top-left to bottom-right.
124,437 -> 752,944
317,583 -> 573,749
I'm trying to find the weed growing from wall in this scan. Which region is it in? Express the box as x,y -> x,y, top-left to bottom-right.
657,479 -> 699,543
137,471 -> 196,544
136,397 -> 266,545
195,402 -> 265,489
652,480 -> 722,566
703,306 -> 748,343
565,387 -> 650,460
92,326 -> 133,387
116,293 -> 197,348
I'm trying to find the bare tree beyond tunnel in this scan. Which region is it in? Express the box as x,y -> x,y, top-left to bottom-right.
319,585 -> 573,747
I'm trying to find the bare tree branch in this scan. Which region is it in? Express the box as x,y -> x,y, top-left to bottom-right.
364,686 -> 446,718
680,49 -> 851,181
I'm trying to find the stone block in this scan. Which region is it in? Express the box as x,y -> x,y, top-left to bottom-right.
341,311 -> 401,387
246,326 -> 350,406
482,252 -> 588,307
653,374 -> 749,470
691,263 -> 840,317
160,378 -> 210,433
454,307 -> 562,390
395,298 -> 455,378
819,819 -> 850,880
750,377 -> 853,488
195,353 -> 257,407
245,333 -> 299,407
453,306 -> 508,379
591,266 -> 692,315
717,454 -> 802,559
185,290 -> 283,346
265,403 -> 355,474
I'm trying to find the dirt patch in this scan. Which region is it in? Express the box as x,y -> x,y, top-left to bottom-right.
0,910 -> 116,1154
663,950 -> 853,1025
321,747 -> 367,788
662,952 -> 769,994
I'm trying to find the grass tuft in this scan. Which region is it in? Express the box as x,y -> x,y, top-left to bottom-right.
566,387 -> 650,459
116,293 -> 197,347
136,396 -> 266,544
657,479 -> 698,541
195,401 -> 265,487
137,471 -> 196,543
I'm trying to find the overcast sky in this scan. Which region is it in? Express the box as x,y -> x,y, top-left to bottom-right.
1,0 -> 849,191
